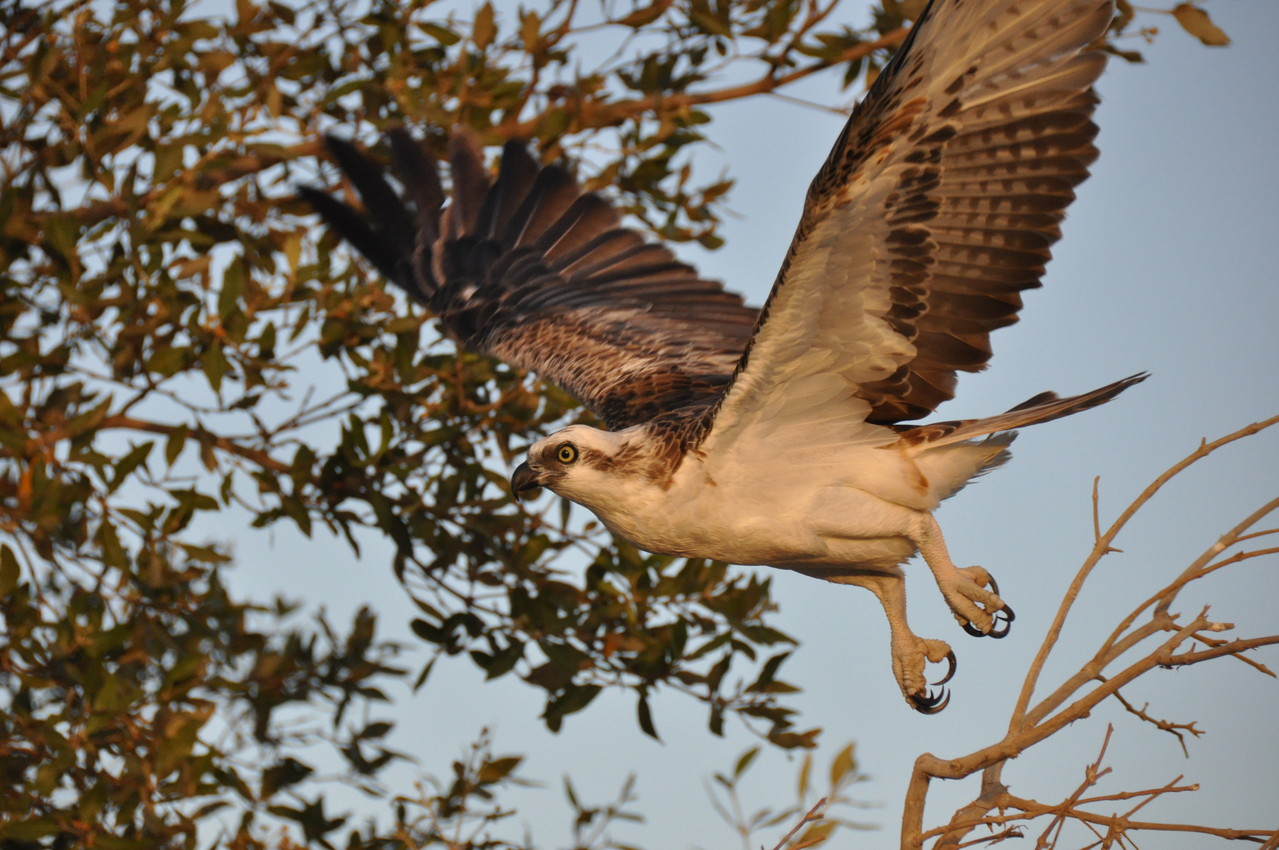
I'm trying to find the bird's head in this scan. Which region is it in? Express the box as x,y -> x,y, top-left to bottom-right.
510,424 -> 636,507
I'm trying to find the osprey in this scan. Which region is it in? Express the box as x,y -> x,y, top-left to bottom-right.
302,0 -> 1141,712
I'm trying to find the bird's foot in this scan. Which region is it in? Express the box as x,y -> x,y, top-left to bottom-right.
943,566 -> 1015,639
913,515 -> 1015,640
892,635 -> 956,714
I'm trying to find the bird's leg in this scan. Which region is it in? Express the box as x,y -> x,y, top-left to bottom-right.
860,573 -> 956,713
911,513 -> 1015,638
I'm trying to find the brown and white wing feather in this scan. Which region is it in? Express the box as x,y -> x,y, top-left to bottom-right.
699,0 -> 1114,453
301,130 -> 758,431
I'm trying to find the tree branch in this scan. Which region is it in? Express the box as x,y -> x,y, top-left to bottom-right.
497,28 -> 910,138
901,416 -> 1279,849
1012,414 -> 1279,729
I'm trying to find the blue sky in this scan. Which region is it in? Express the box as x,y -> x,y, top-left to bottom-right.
227,1 -> 1279,846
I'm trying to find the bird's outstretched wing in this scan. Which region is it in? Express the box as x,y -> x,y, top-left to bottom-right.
697,0 -> 1114,451
301,130 -> 758,430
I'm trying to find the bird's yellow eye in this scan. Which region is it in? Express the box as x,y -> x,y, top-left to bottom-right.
557,443 -> 578,464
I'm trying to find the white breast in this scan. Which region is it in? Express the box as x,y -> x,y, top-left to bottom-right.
577,443 -> 936,570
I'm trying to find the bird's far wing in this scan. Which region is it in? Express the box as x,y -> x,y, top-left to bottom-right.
301,130 -> 759,430
694,0 -> 1113,455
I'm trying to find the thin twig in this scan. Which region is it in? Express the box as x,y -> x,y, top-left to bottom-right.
496,28 -> 911,138
770,797 -> 829,850
1104,687 -> 1202,756
1036,726 -> 1114,848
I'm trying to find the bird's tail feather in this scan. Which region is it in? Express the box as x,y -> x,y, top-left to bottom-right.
901,372 -> 1148,450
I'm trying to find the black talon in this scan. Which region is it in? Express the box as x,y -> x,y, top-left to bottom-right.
987,603 -> 1016,639
909,686 -> 951,714
961,599 -> 1016,639
932,649 -> 957,686
986,574 -> 1001,597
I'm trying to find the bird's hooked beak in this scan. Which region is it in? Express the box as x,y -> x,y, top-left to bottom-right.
510,461 -> 544,502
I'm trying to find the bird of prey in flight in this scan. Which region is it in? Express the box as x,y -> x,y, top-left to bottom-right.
302,0 -> 1142,712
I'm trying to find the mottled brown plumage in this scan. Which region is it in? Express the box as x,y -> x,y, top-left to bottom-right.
301,131 -> 758,435
303,0 -> 1144,713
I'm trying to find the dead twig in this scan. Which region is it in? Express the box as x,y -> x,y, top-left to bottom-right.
900,417 -> 1279,850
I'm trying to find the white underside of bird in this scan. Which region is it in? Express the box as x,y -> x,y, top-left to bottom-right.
514,409 -> 1025,709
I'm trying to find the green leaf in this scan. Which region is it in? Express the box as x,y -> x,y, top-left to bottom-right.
485,639 -> 524,679
171,487 -> 221,511
359,721 -> 393,740
165,424 -> 189,465
260,758 -> 314,798
767,728 -> 820,750
418,21 -> 461,45
615,3 -> 668,28
219,255 -> 246,319
0,544 -> 20,595
829,742 -> 858,788
1172,3 -> 1230,46
281,494 -> 312,537
92,675 -> 136,713
202,341 -> 230,392
97,520 -> 127,569
155,706 -> 214,777
147,345 -> 189,377
709,703 -> 725,737
687,7 -> 731,37
519,9 -> 542,51
198,49 -> 237,81
473,2 -> 497,49
544,684 -> 602,731
43,214 -> 82,268
637,691 -> 659,740
110,441 -> 154,491
478,755 -> 522,783
733,746 -> 759,778
178,542 -> 232,564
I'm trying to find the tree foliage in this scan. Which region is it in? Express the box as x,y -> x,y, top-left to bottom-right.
0,0 -> 1256,847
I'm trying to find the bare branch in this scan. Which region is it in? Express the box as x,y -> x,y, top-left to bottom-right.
1035,726 -> 1114,848
1012,414 -> 1279,728
1166,634 -> 1279,670
1000,792 -> 1274,844
1106,688 -> 1204,756
902,417 -> 1279,849
1180,630 -> 1278,678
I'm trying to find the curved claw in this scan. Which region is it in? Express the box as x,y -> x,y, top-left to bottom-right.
986,603 -> 1016,639
909,685 -> 951,714
959,585 -> 1016,638
932,649 -> 957,686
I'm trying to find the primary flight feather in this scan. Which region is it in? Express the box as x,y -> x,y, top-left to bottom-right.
302,0 -> 1142,712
